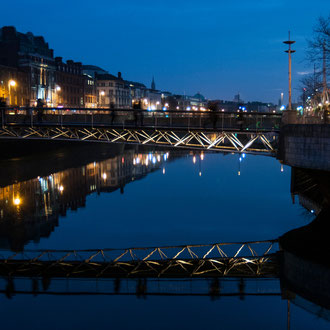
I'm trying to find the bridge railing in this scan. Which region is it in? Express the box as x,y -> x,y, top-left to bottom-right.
0,107 -> 282,132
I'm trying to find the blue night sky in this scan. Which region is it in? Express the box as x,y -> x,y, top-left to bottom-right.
1,0 -> 329,103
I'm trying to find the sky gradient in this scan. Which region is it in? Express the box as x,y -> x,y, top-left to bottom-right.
1,0 -> 329,103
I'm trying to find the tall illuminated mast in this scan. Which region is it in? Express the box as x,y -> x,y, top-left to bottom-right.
283,31 -> 295,110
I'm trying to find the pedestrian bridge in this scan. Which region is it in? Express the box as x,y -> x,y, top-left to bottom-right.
0,108 -> 281,154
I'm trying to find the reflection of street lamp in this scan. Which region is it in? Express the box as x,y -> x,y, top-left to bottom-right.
8,80 -> 16,106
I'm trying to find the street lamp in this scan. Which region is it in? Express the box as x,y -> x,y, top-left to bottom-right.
8,80 -> 16,106
100,91 -> 105,107
55,86 -> 61,106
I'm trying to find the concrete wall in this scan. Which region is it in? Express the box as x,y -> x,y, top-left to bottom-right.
278,124 -> 330,171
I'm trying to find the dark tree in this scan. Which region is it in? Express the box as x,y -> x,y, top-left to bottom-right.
306,15 -> 330,98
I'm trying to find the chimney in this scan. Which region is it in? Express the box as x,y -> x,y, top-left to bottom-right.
118,72 -> 122,79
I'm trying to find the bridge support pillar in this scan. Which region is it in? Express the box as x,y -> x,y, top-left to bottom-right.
281,110 -> 298,125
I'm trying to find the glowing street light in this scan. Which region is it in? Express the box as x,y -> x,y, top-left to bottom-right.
13,196 -> 21,206
8,80 -> 17,105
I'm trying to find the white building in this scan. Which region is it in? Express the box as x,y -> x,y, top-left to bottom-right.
96,72 -> 131,108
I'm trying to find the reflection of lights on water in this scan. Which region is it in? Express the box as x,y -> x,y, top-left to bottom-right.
59,185 -> 64,192
146,159 -> 149,166
133,159 -> 136,165
311,210 -> 315,214
13,197 -> 21,206
157,155 -> 161,162
199,171 -> 202,176
102,173 -> 107,180
281,164 -> 284,172
163,168 -> 165,174
152,157 -> 156,164
200,153 -> 204,160
242,153 -> 246,159
193,156 -> 196,164
238,171 -> 241,176
239,157 -> 242,162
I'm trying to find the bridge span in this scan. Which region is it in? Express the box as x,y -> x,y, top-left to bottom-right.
0,108 -> 281,154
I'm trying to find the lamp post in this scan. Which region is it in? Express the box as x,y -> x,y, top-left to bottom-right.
8,80 -> 16,106
283,32 -> 295,110
55,86 -> 61,107
100,91 -> 105,107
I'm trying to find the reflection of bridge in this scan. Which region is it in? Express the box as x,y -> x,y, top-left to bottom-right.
0,240 -> 279,279
0,108 -> 280,154
0,277 -> 280,298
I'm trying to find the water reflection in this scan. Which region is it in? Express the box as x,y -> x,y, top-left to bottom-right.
0,149 -> 170,250
0,145 -> 330,329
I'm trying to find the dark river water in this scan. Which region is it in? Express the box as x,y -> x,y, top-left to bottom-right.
0,142 -> 329,330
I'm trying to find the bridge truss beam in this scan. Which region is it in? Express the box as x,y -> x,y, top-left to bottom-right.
0,126 -> 278,154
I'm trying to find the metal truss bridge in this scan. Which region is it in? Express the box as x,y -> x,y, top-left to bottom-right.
0,108 -> 281,154
0,240 -> 279,280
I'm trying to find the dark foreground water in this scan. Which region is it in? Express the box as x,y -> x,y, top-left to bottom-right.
0,143 -> 328,330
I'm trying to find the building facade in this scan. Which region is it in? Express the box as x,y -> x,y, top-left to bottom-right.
83,74 -> 97,108
0,26 -> 56,106
96,72 -> 131,108
0,64 -> 29,106
54,57 -> 84,108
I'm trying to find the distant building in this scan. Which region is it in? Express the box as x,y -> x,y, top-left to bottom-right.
0,64 -> 29,106
82,65 -> 108,79
96,72 -> 131,108
125,80 -> 147,106
0,26 -> 56,106
233,93 -> 243,103
54,57 -> 84,108
173,92 -> 207,110
151,76 -> 156,90
83,74 -> 97,108
144,89 -> 162,110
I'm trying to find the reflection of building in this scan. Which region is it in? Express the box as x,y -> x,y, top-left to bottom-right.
290,167 -> 330,215
0,150 -> 170,251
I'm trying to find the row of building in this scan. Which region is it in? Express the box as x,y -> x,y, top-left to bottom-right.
0,26 -> 207,110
